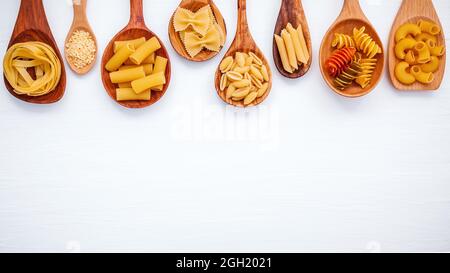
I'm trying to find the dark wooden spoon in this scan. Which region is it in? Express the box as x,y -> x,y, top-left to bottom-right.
319,0 -> 384,98
214,0 -> 272,107
4,0 -> 66,104
168,0 -> 227,62
101,0 -> 171,109
273,0 -> 312,79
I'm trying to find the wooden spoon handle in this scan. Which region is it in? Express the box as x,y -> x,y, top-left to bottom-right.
339,0 -> 365,20
399,0 -> 436,17
72,0 -> 87,24
129,0 -> 145,27
15,0 -> 47,32
236,0 -> 250,35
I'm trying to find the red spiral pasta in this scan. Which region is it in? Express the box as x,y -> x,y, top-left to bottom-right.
325,47 -> 357,77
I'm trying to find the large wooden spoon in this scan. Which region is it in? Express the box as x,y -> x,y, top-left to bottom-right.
3,0 -> 66,104
101,0 -> 171,109
273,0 -> 312,79
319,0 -> 384,98
169,0 -> 227,62
388,0 -> 446,91
214,0 -> 272,107
65,0 -> 97,75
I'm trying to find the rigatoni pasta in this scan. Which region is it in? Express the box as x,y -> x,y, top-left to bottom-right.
105,36 -> 168,101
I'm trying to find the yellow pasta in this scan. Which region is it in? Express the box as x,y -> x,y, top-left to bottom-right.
143,53 -> 156,64
332,33 -> 355,49
355,58 -> 377,88
411,65 -> 434,84
118,82 -> 132,88
414,42 -> 431,64
129,37 -> 161,65
405,50 -> 416,65
105,43 -> 134,72
116,88 -> 151,101
421,56 -> 440,73
274,34 -> 292,73
114,37 -> 146,53
183,23 -> 222,58
286,23 -> 306,64
131,72 -> 166,94
395,23 -> 421,42
418,20 -> 441,35
415,33 -> 437,44
3,42 -> 62,96
297,24 -> 310,63
430,45 -> 445,57
395,62 -> 416,85
281,29 -> 298,70
152,56 -> 168,91
173,5 -> 212,36
110,66 -> 146,84
395,38 -> 416,59
119,64 -> 154,75
353,27 -> 382,58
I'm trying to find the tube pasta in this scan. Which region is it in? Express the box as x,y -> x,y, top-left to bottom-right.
421,56 -> 440,73
3,42 -> 62,96
418,20 -> 441,35
395,38 -> 416,59
411,65 -> 434,84
110,66 -> 146,84
281,29 -> 298,70
105,43 -> 134,72
415,33 -> 437,44
274,34 -> 292,73
414,42 -> 431,64
116,88 -> 151,101
129,37 -> 161,65
274,23 -> 310,73
395,23 -> 421,42
114,37 -> 146,53
152,56 -> 168,91
131,72 -> 166,94
286,23 -> 307,64
430,45 -> 445,57
395,62 -> 416,85
405,50 -> 417,65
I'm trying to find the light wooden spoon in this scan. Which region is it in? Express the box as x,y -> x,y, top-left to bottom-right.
101,0 -> 171,109
169,0 -> 227,62
319,0 -> 384,98
273,0 -> 312,79
65,0 -> 97,75
4,0 -> 66,104
214,0 -> 272,107
388,0 -> 446,91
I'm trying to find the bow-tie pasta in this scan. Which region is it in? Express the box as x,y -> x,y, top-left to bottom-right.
173,5 -> 225,58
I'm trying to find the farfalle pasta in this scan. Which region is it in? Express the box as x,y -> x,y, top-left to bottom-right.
393,20 -> 445,85
173,4 -> 225,58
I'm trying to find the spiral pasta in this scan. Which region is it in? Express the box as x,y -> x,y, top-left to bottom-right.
334,61 -> 362,91
332,33 -> 355,49
3,42 -> 62,96
325,47 -> 356,77
355,57 -> 377,89
353,27 -> 382,58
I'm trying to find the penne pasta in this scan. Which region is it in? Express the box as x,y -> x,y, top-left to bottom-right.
281,29 -> 298,70
286,23 -> 307,64
296,24 -> 310,63
105,43 -> 135,72
274,34 -> 293,73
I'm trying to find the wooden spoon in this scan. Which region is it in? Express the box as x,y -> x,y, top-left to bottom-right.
3,0 -> 66,104
388,0 -> 446,91
319,0 -> 384,98
101,0 -> 171,109
273,0 -> 312,79
214,0 -> 272,107
64,0 -> 97,75
168,0 -> 227,62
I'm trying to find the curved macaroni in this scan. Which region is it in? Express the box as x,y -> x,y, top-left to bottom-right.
395,62 -> 416,85
430,45 -> 445,57
411,65 -> 434,84
395,23 -> 421,42
414,42 -> 431,64
421,56 -> 440,73
415,33 -> 437,44
405,50 -> 417,65
395,38 -> 416,59
418,20 -> 441,35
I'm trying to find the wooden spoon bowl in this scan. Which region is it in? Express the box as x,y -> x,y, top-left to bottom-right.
319,0 -> 384,98
101,0 -> 171,109
273,0 -> 312,79
388,0 -> 446,91
169,0 -> 227,62
215,0 -> 272,107
3,0 -> 66,104
65,0 -> 98,75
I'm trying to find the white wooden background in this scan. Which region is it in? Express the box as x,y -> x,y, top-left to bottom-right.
0,0 -> 449,253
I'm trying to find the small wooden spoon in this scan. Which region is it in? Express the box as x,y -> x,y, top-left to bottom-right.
101,0 -> 171,109
3,0 -> 66,104
169,0 -> 227,62
388,0 -> 446,91
65,0 -> 97,75
319,0 -> 384,98
273,0 -> 312,79
214,0 -> 272,107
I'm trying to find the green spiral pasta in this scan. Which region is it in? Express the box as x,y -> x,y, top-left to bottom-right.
333,61 -> 362,91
